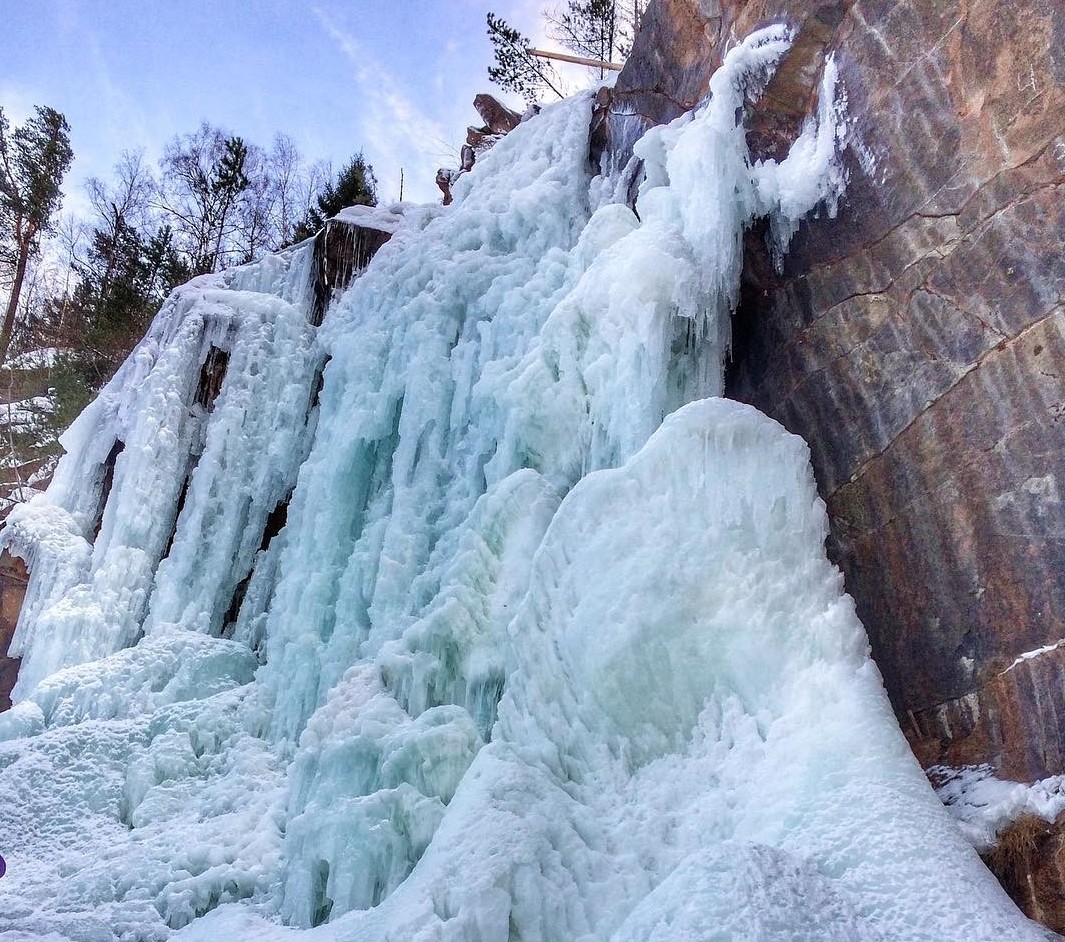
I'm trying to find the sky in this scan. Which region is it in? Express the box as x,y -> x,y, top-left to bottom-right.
0,0 -> 566,213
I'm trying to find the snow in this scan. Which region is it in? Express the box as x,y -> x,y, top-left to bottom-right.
0,396 -> 55,428
1000,640 -> 1065,675
3,348 -> 59,370
331,204 -> 408,234
0,25 -> 1046,942
933,765 -> 1065,852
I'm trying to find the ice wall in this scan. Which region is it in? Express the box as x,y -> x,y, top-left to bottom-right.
0,26 -> 1046,942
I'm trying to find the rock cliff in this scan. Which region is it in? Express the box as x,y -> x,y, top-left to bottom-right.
600,0 -> 1065,893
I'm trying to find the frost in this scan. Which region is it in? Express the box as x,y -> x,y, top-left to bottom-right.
0,26 -> 1044,942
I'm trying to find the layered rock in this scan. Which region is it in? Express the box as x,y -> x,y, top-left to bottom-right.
604,0 -> 1065,787
310,208 -> 400,325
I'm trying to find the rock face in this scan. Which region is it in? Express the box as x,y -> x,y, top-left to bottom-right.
311,212 -> 396,325
0,551 -> 27,711
984,812 -> 1065,933
605,0 -> 1065,787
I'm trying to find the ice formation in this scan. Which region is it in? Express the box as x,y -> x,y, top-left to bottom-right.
0,26 -> 1046,942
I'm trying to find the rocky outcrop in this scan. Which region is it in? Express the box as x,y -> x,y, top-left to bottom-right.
466,93 -> 523,152
605,0 -> 1065,789
438,95 -> 533,204
0,551 -> 27,711
311,209 -> 398,325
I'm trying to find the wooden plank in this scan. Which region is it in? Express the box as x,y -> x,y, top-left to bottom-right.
528,48 -> 623,71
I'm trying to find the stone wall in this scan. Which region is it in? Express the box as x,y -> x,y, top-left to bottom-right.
604,0 -> 1065,783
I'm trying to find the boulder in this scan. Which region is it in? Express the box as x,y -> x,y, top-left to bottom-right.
472,93 -> 523,134
0,551 -> 27,711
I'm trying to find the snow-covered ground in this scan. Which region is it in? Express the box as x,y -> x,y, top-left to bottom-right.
934,764 -> 1065,853
0,26 -> 1048,942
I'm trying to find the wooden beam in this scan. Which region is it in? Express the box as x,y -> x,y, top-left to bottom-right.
528,48 -> 623,71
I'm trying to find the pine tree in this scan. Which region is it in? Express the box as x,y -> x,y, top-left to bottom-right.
157,125 -> 254,275
41,153 -> 189,429
486,13 -> 564,103
290,154 -> 378,243
486,2 -> 645,98
207,136 -> 250,273
0,106 -> 73,365
548,0 -> 619,78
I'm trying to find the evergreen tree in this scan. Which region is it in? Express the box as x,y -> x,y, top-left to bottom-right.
0,105 -> 73,365
207,136 -> 250,272
157,125 -> 253,275
548,0 -> 619,78
290,153 -> 378,243
485,13 -> 563,103
486,2 -> 645,98
41,153 -> 189,429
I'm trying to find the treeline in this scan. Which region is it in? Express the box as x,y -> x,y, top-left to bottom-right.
0,104 -> 377,498
50,130 -> 376,413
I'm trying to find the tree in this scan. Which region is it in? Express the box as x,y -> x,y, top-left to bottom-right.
615,0 -> 644,58
485,13 -> 563,104
81,151 -> 154,309
263,133 -> 328,250
547,0 -> 643,65
156,124 -> 253,275
547,0 -> 619,78
207,136 -> 250,271
290,153 -> 378,243
486,2 -> 645,99
0,106 -> 73,365
41,152 -> 188,416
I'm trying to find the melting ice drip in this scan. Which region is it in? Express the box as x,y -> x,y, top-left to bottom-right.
0,26 -> 1044,942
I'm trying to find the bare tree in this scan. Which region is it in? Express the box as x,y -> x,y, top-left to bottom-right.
83,150 -> 156,301
266,133 -> 305,249
544,0 -> 645,74
155,124 -> 251,275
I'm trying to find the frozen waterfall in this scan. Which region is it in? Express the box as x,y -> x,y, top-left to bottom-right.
0,26 -> 1046,942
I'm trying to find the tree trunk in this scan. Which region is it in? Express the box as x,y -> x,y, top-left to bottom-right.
0,237 -> 30,367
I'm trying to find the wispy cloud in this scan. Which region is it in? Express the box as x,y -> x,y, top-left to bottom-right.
312,5 -> 366,76
0,81 -> 39,123
313,5 -> 457,202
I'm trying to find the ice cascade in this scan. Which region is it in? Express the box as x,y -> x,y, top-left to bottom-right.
0,27 -> 1045,942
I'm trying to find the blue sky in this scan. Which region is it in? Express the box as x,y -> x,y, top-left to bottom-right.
0,0 -> 552,210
